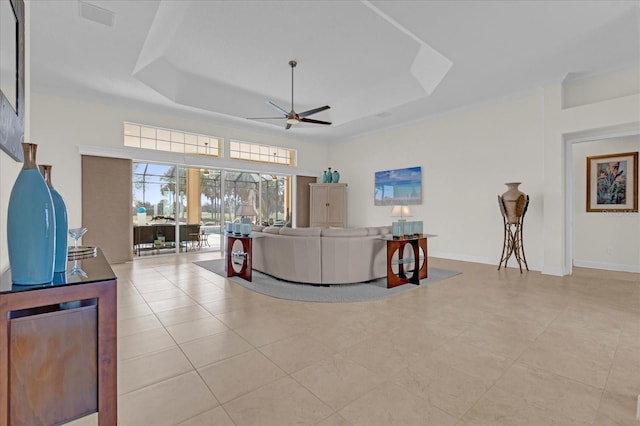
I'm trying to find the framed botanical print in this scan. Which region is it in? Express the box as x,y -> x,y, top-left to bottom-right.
586,151 -> 638,212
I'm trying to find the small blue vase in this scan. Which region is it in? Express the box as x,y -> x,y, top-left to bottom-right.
323,170 -> 330,183
40,165 -> 69,273
332,170 -> 340,183
8,143 -> 56,285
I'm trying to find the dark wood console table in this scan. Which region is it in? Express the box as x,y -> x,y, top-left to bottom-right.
384,236 -> 430,288
0,249 -> 117,425
225,234 -> 253,282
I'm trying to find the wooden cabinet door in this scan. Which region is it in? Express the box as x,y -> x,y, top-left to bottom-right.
309,184 -> 329,227
327,185 -> 347,226
309,183 -> 347,227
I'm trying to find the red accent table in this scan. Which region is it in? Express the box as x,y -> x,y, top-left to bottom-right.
385,237 -> 428,288
226,234 -> 253,282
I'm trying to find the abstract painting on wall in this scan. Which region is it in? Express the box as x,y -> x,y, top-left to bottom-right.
586,151 -> 638,212
374,166 -> 422,206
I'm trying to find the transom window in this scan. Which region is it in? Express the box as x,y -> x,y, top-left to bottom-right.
229,139 -> 296,166
124,122 -> 221,157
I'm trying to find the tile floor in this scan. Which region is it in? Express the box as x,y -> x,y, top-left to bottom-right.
69,253 -> 639,425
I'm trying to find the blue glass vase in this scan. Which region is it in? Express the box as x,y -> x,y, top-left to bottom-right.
7,143 -> 56,285
323,169 -> 331,183
40,164 -> 68,273
332,170 -> 340,183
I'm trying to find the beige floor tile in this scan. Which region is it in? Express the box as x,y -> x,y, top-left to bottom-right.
339,383 -> 457,426
117,313 -> 163,337
133,279 -> 178,294
518,328 -> 615,389
259,333 -> 336,373
494,363 -> 602,424
117,292 -> 147,309
198,349 -> 287,403
550,306 -> 628,340
606,345 -> 640,396
224,377 -> 333,425
459,315 -> 545,359
165,316 -> 229,343
117,302 -> 154,321
392,359 -> 489,418
339,331 -> 425,379
427,341 -> 513,385
233,317 -> 308,347
118,327 -> 176,360
200,297 -> 268,316
110,255 -> 640,424
141,287 -> 189,303
292,354 -> 386,411
180,330 -> 253,368
154,304 -> 213,327
306,319 -> 379,353
147,295 -> 197,313
62,413 -> 98,426
619,325 -> 640,348
593,390 -> 640,426
460,386 -> 589,426
316,413 -> 353,426
176,406 -> 235,426
118,371 -> 218,426
118,346 -> 193,395
388,320 -> 454,351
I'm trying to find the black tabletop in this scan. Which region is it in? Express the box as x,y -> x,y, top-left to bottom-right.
0,248 -> 116,294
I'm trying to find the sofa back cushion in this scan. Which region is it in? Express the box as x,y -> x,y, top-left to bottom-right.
279,227 -> 323,237
321,227 -> 368,237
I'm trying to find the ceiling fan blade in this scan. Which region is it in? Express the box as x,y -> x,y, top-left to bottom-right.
299,105 -> 330,117
300,117 -> 332,125
285,123 -> 292,130
247,117 -> 285,120
266,101 -> 288,116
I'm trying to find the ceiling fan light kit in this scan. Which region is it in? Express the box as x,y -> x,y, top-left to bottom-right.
248,60 -> 331,130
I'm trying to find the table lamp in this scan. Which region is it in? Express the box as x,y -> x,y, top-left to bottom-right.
391,205 -> 412,238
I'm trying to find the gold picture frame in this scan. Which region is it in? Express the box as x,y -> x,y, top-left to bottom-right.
586,151 -> 638,212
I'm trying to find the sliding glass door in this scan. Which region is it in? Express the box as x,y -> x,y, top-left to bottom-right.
133,162 -> 291,256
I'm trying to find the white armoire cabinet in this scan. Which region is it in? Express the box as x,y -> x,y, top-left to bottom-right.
309,183 -> 347,227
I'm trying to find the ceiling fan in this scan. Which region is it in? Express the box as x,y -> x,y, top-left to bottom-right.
248,60 -> 331,130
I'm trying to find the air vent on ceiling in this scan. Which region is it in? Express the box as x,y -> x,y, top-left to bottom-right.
78,1 -> 115,27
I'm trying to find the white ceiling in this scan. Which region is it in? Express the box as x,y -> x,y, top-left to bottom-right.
29,0 -> 640,143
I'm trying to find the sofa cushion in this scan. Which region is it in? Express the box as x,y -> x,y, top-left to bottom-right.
262,226 -> 281,234
321,227 -> 368,237
279,227 -> 322,237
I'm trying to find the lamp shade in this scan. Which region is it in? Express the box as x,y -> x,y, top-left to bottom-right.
236,203 -> 258,217
390,205 -> 412,219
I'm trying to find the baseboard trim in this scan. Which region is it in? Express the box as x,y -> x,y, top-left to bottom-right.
573,260 -> 640,273
430,251 -> 541,272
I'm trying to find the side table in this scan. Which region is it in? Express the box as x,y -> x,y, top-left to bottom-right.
225,234 -> 253,282
383,236 -> 433,288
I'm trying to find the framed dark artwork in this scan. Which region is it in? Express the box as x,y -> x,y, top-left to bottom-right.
0,0 -> 25,162
586,151 -> 638,212
374,166 -> 422,206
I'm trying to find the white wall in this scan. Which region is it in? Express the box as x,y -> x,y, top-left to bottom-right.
328,69 -> 639,274
330,94 -> 545,270
0,90 -> 329,274
572,136 -> 640,272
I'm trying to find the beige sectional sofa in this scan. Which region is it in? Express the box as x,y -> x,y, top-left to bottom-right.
251,226 -> 391,285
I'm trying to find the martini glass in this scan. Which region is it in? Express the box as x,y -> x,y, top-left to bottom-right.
70,259 -> 88,278
68,227 -> 88,253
